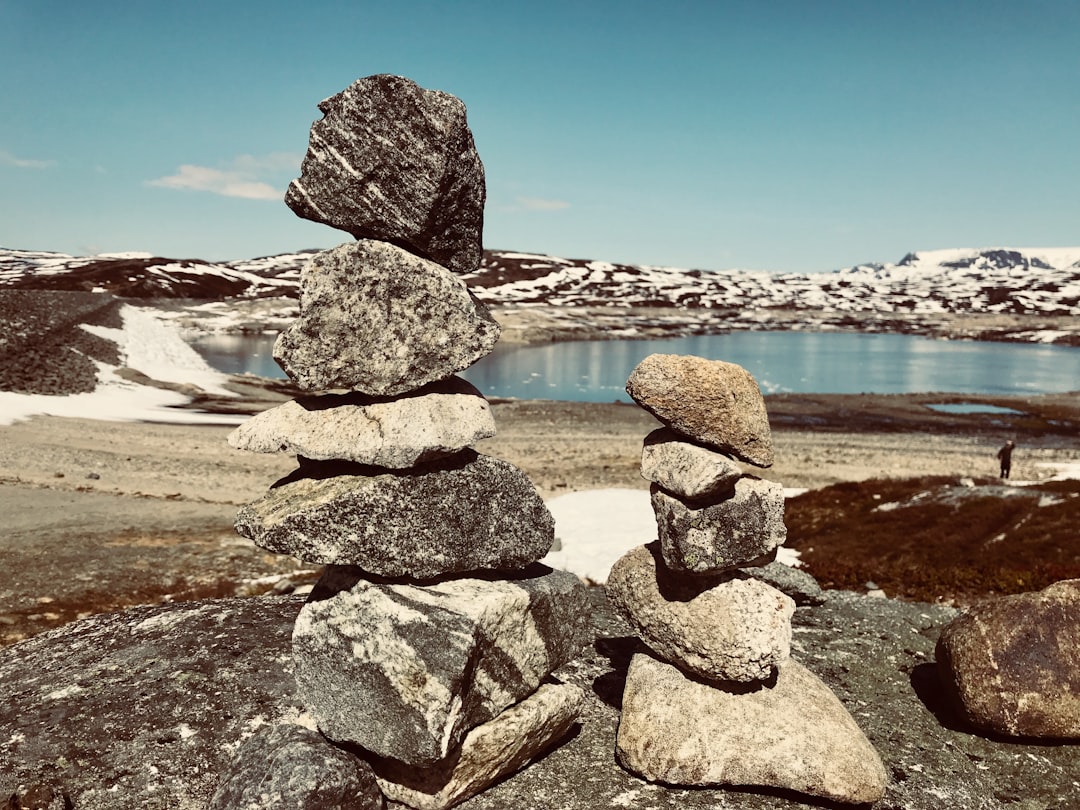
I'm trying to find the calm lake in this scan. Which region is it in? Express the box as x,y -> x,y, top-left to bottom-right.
190,331 -> 1080,401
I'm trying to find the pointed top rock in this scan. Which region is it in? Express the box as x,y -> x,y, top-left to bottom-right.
286,74 -> 486,274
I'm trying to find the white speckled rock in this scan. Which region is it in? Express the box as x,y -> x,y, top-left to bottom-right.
374,683 -> 584,810
273,241 -> 499,396
292,566 -> 589,766
606,544 -> 793,683
227,377 -> 494,468
235,451 -> 553,578
616,653 -> 888,804
626,354 -> 773,467
936,579 -> 1080,738
640,427 -> 742,502
651,477 -> 787,576
285,74 -> 485,274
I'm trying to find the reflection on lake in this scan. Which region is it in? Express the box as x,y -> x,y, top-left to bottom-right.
189,331 -> 1080,400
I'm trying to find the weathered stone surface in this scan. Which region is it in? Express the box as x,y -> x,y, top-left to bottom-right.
273,241 -> 500,395
741,560 -> 826,606
626,354 -> 774,467
4,590 -> 1078,809
374,683 -> 583,810
292,565 -> 589,765
640,427 -> 742,502
285,74 -> 485,274
0,596 -> 308,810
936,579 -> 1080,738
228,377 -> 494,468
235,450 -> 553,578
616,653 -> 888,804
208,723 -> 384,810
651,477 -> 787,575
607,544 -> 793,683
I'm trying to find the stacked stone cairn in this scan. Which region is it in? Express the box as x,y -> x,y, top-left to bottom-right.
225,75 -> 589,809
608,353 -> 888,805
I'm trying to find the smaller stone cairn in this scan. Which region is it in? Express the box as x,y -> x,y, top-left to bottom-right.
609,353 -> 888,805
221,74 -> 588,810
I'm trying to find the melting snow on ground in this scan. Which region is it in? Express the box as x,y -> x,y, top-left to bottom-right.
0,304 -> 243,426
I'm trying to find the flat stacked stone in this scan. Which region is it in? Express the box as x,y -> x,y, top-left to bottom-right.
226,74 -> 588,810
609,353 -> 887,805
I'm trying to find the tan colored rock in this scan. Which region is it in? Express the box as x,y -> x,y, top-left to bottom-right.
651,477 -> 787,576
625,354 -> 773,467
616,653 -> 887,804
936,579 -> 1080,738
227,377 -> 494,468
606,544 -> 793,683
640,427 -> 742,502
374,683 -> 583,809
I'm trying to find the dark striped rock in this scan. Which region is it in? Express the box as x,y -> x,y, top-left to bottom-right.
640,427 -> 742,502
651,478 -> 787,576
208,723 -> 384,810
285,74 -> 485,274
626,354 -> 774,467
607,544 -> 793,683
373,683 -> 584,810
235,451 -> 553,579
936,579 -> 1080,738
273,241 -> 500,396
616,653 -> 887,804
227,377 -> 494,468
292,565 -> 589,765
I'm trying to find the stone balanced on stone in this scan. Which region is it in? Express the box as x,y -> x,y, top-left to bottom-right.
223,74 -> 589,810
608,353 -> 888,805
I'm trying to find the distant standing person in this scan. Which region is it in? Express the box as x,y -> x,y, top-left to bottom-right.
997,440 -> 1015,479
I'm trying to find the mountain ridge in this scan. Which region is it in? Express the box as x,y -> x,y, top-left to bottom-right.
1,245 -> 1078,345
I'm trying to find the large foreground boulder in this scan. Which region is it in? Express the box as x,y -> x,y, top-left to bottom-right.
936,579 -> 1080,738
292,565 -> 589,765
285,74 -> 485,274
3,589 -> 1078,809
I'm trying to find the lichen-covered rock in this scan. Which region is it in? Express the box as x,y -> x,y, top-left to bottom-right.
273,241 -> 499,395
292,565 -> 589,765
373,683 -> 584,810
651,478 -> 787,575
235,451 -> 553,578
227,377 -> 494,468
616,653 -> 888,804
285,74 -> 485,274
640,427 -> 742,502
208,723 -> 384,810
626,354 -> 773,467
607,544 -> 793,683
936,579 -> 1080,738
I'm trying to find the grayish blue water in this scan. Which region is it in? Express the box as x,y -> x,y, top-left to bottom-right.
190,332 -> 1080,400
924,403 -> 1026,415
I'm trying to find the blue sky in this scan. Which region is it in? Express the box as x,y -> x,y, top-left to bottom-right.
2,0 -> 1077,273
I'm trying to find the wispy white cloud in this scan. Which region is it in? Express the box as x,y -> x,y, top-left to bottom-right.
147,153 -> 301,200
516,196 -> 571,211
0,148 -> 57,169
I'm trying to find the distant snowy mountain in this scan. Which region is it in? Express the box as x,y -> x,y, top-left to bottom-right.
2,245 -> 1078,318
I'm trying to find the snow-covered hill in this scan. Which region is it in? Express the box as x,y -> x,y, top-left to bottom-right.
3,245 -> 1076,317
